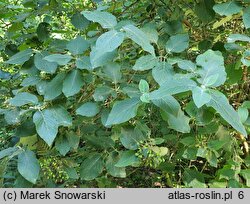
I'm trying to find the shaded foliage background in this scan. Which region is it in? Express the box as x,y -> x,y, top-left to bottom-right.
0,0 -> 250,188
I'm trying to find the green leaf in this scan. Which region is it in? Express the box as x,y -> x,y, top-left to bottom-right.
90,46 -> 116,69
150,78 -> 197,99
152,62 -> 174,85
55,135 -> 71,156
8,22 -> 23,32
96,30 -> 124,53
106,153 -> 126,178
177,60 -> 196,72
151,146 -> 169,156
167,57 -> 183,65
33,110 -> 59,146
122,86 -> 141,98
106,97 -> 141,126
93,86 -> 113,102
34,52 -> 58,73
18,150 -> 40,184
80,153 -> 104,180
225,62 -> 243,84
0,147 -> 19,160
243,0 -> 250,3
36,81 -> 48,96
49,105 -> 72,126
228,178 -> 242,187
62,69 -> 84,97
120,127 -> 146,150
227,34 -> 250,43
65,167 -> 79,180
19,135 -> 38,150
192,87 -> 211,108
213,1 -> 242,16
140,93 -> 150,103
203,74 -> 220,87
213,16 -> 233,29
238,107 -> 249,123
207,140 -> 227,151
115,150 -> 140,167
43,54 -> 72,65
243,7 -> 250,29
141,23 -> 158,44
44,73 -> 66,100
139,79 -> 149,93
66,36 -> 89,55
76,102 -> 100,117
194,0 -> 215,23
228,179 -> 242,188
209,181 -> 227,188
66,132 -> 80,150
71,13 -> 89,30
207,90 -> 247,137
163,20 -> 183,36
76,56 -> 92,70
4,109 -> 21,125
241,50 -> 250,66
240,169 -> 250,187
0,70 -> 11,79
183,168 -> 206,188
14,175 -> 33,188
133,55 -> 158,71
196,147 -> 209,158
84,135 -> 115,149
167,110 -> 191,133
182,147 -> 197,160
9,92 -> 38,106
180,136 -> 196,146
166,33 -> 189,53
103,62 -> 122,84
152,95 -> 180,116
82,10 -> 117,29
242,101 -> 250,109
218,167 -> 235,180
196,49 -> 226,87
36,22 -> 50,42
123,24 -> 155,55
5,49 -> 33,64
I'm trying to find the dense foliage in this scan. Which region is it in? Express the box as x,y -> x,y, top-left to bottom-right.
0,0 -> 250,188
